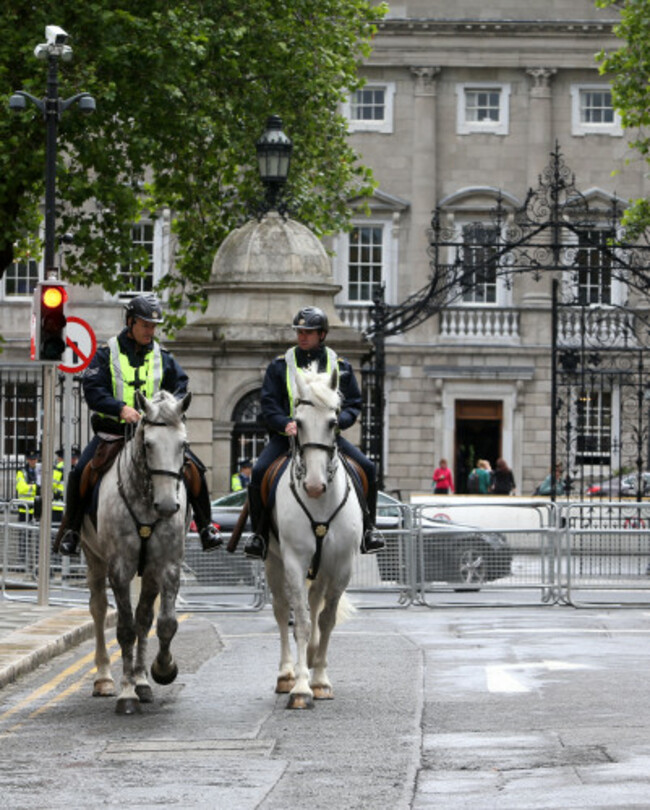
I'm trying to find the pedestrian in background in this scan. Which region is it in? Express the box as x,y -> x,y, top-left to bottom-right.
231,458 -> 252,492
468,459 -> 493,494
432,458 -> 454,494
492,458 -> 516,495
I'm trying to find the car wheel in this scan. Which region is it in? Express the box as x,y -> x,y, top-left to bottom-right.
455,544 -> 487,591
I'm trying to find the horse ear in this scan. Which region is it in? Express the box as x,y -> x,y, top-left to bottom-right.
180,391 -> 192,413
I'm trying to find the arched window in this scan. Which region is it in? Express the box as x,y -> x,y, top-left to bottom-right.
230,389 -> 267,476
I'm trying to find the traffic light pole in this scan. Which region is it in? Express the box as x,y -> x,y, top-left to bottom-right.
10,28 -> 95,604
38,366 -> 56,604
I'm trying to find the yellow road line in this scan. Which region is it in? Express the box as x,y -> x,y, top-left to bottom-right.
0,612 -> 190,736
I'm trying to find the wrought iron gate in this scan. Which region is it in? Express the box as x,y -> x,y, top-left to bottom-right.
363,144 -> 650,496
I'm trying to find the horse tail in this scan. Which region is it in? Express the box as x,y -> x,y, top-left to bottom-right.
336,592 -> 357,625
306,581 -> 357,625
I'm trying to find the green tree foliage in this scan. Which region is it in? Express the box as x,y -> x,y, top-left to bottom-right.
596,0 -> 650,238
1,1 -> 384,326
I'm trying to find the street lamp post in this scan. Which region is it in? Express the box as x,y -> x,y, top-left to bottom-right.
10,25 -> 95,604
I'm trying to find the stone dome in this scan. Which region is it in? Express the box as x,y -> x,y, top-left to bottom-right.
210,211 -> 333,284
193,211 -> 346,338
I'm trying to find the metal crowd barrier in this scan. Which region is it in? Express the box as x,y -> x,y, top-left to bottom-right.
4,498 -> 650,610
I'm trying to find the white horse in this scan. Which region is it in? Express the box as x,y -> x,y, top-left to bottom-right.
265,366 -> 362,709
82,389 -> 191,714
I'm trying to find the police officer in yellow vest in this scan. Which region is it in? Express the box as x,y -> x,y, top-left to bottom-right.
243,306 -> 386,560
52,448 -> 65,524
57,294 -> 221,556
231,459 -> 252,492
16,449 -> 40,522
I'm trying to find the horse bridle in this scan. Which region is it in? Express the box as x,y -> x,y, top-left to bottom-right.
292,397 -> 339,484
117,416 -> 187,540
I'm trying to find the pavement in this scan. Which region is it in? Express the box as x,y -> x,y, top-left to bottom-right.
0,593 -> 115,690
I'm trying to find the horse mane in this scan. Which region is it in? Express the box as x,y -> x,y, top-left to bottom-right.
300,365 -> 341,411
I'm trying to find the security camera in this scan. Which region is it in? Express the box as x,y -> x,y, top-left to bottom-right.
45,26 -> 69,46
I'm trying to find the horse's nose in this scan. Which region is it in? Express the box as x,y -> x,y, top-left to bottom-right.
154,498 -> 180,517
304,482 -> 326,498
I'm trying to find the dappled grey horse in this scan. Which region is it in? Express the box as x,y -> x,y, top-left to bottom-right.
81,389 -> 191,714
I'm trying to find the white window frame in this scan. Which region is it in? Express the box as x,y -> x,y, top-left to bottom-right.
451,218 -> 511,307
1,258 -> 40,300
563,226 -> 625,307
332,218 -> 395,306
116,215 -> 167,300
343,82 -> 396,134
570,84 -> 622,137
456,82 -> 511,136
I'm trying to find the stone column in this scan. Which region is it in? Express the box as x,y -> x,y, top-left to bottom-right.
525,68 -> 557,189
409,66 -> 441,287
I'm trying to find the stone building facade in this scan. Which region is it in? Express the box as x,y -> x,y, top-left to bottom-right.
1,1 -> 644,502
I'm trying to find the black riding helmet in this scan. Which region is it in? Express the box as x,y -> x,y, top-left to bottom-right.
124,293 -> 164,325
292,306 -> 329,334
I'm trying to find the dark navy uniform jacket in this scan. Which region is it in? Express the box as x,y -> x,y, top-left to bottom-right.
252,344 -> 373,487
261,345 -> 362,435
82,327 -> 189,423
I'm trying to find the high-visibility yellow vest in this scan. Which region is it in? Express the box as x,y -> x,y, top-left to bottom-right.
97,337 -> 163,423
284,347 -> 339,419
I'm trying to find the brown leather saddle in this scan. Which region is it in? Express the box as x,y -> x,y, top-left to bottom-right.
260,452 -> 368,508
79,438 -> 201,499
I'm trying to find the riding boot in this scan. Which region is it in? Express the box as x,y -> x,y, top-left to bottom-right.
188,475 -> 222,552
361,479 -> 386,555
57,470 -> 84,557
244,485 -> 268,560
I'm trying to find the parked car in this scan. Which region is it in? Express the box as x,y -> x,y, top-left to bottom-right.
587,472 -> 650,498
376,493 -> 512,587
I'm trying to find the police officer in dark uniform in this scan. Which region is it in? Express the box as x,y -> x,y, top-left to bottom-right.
57,293 -> 221,556
244,305 -> 385,560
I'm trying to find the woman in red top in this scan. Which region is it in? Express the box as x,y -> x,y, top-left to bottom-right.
432,458 -> 454,494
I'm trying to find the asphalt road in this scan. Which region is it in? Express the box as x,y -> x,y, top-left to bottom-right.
2,603 -> 650,808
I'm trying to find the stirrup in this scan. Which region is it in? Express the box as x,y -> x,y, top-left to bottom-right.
200,525 -> 223,552
244,533 -> 267,560
59,529 -> 81,557
361,528 -> 385,555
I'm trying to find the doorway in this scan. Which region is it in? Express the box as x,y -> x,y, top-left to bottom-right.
455,400 -> 502,493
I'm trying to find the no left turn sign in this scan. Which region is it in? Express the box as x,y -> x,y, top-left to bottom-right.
58,316 -> 97,374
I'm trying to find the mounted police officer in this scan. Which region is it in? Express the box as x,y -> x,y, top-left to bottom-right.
56,293 -> 221,556
243,305 -> 386,560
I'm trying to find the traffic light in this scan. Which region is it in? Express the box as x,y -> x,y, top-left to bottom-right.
32,280 -> 68,362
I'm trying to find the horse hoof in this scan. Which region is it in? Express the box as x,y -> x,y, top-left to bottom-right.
115,697 -> 141,715
135,683 -> 154,703
151,660 -> 178,685
275,675 -> 296,694
312,685 -> 334,700
92,678 -> 116,697
286,692 -> 314,710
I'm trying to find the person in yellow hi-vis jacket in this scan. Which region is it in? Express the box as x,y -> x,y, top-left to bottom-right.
52,444 -> 80,524
15,450 -> 40,522
15,449 -> 40,565
230,459 -> 252,492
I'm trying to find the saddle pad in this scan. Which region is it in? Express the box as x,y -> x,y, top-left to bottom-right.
261,454 -> 290,510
